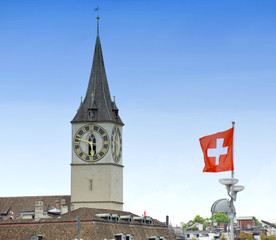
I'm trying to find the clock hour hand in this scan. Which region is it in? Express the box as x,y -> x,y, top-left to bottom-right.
89,144 -> 95,156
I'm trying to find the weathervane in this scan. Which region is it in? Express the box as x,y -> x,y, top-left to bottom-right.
94,5 -> 100,35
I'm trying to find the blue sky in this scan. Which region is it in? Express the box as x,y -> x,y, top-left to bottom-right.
1,0 -> 276,225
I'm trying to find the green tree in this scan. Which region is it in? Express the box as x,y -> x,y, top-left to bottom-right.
182,222 -> 192,231
193,215 -> 205,223
210,211 -> 230,224
254,216 -> 261,226
182,215 -> 210,231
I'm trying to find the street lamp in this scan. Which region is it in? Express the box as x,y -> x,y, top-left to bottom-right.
219,178 -> 244,240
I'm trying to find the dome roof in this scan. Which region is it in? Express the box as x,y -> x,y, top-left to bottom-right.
211,198 -> 235,216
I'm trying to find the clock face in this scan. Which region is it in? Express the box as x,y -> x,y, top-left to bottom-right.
111,125 -> 122,163
73,124 -> 110,162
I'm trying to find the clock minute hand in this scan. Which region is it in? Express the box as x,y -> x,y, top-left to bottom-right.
78,138 -> 91,144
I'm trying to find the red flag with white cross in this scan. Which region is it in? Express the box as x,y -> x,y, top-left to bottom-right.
199,127 -> 234,172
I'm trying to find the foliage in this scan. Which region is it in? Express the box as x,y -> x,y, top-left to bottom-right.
182,215 -> 210,231
182,223 -> 190,231
203,221 -> 208,230
254,216 -> 261,226
191,237 -> 197,240
260,233 -> 266,240
239,233 -> 276,240
193,215 -> 205,223
221,233 -> 226,240
240,232 -> 253,240
210,211 -> 230,224
240,232 -> 247,240
247,233 -> 253,240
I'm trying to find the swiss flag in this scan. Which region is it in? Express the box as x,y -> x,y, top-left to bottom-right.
199,127 -> 234,172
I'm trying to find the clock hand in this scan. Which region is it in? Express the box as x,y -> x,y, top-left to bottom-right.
114,139 -> 119,157
78,138 -> 95,156
78,138 -> 91,144
89,143 -> 95,156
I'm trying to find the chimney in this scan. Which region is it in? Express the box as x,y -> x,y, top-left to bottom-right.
55,200 -> 60,209
34,200 -> 44,221
60,199 -> 68,214
166,215 -> 169,226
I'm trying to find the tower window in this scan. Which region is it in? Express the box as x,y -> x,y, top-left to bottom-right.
89,179 -> 93,191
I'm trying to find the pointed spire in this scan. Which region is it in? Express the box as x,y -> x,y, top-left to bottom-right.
71,16 -> 123,125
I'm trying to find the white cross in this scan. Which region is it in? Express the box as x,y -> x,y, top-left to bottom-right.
207,138 -> 228,165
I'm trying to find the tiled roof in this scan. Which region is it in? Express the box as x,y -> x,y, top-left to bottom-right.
0,195 -> 71,218
58,207 -> 165,226
0,207 -> 175,240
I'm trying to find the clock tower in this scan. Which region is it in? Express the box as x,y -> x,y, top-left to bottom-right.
70,17 -> 124,211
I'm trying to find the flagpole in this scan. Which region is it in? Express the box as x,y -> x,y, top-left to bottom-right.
230,121 -> 235,240
231,121 -> 235,179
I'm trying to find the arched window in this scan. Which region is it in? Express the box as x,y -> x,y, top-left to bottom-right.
88,134 -> 96,155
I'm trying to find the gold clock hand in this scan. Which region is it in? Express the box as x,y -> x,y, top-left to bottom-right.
78,138 -> 91,144
78,138 -> 95,156
114,140 -> 119,157
89,143 -> 95,156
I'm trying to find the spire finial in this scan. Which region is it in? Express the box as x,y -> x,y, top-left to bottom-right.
94,5 -> 100,36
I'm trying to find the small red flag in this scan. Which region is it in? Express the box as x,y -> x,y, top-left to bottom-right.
200,127 -> 234,172
144,210 -> 146,217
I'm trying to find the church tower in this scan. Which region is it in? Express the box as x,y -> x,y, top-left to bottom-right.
70,17 -> 124,211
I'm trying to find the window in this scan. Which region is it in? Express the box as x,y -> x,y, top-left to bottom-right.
30,234 -> 44,240
114,233 -> 126,240
89,179 -> 93,191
